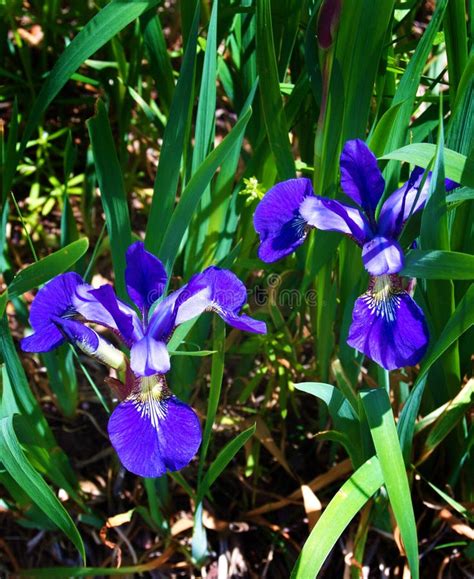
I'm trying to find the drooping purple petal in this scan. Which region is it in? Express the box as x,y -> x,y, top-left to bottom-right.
21,325 -> 64,352
78,284 -> 141,345
378,168 -> 459,238
55,317 -> 99,353
253,178 -> 314,262
21,272 -> 85,353
130,335 -> 171,376
299,195 -> 371,245
108,380 -> 201,478
57,318 -> 126,370
29,272 -> 83,330
174,267 -> 266,334
347,276 -> 429,370
361,236 -> 404,275
340,139 -> 385,219
125,241 -> 167,314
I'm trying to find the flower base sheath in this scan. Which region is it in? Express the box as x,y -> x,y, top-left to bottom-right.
21,241 -> 266,478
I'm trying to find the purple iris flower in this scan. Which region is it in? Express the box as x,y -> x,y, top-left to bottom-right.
253,139 -> 458,370
21,241 -> 266,478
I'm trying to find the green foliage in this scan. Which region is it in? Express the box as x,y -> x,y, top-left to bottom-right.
0,0 -> 472,575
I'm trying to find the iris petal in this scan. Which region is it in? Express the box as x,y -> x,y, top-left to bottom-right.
108,378 -> 201,478
175,267 -> 266,334
21,324 -> 64,352
340,139 -> 385,218
362,236 -> 404,275
130,335 -> 170,376
299,196 -> 370,245
83,284 -> 140,345
378,168 -> 459,238
29,272 -> 84,332
347,276 -> 429,370
21,272 -> 84,353
125,241 -> 168,314
253,178 -> 313,262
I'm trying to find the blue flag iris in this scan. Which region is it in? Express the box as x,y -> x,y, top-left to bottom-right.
21,241 -> 266,478
253,139 -> 458,370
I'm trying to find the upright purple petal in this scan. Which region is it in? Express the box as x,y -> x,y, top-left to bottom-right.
299,196 -> 371,245
130,335 -> 171,376
125,241 -> 168,314
347,276 -> 429,370
146,287 -> 187,343
175,267 -> 266,334
340,139 -> 385,219
21,272 -> 84,353
378,168 -> 459,238
80,284 -> 141,345
253,178 -> 314,262
108,378 -> 201,478
361,236 -> 404,275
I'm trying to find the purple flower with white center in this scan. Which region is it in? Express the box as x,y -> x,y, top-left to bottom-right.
253,139 -> 458,370
21,241 -> 266,477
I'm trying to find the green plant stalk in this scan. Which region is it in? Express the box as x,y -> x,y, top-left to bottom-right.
443,0 -> 468,104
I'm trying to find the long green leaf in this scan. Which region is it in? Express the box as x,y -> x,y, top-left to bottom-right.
0,416 -> 85,562
145,4 -> 200,255
291,457 -> 383,578
256,0 -> 295,180
381,144 -> 474,188
8,238 -> 89,298
158,106 -> 252,273
19,0 -> 160,152
398,284 -> 474,460
361,389 -> 419,579
197,423 -> 255,503
186,0 -> 219,272
87,100 -> 131,300
402,249 -> 474,280
418,378 -> 474,464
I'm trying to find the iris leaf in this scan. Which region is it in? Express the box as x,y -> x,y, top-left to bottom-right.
0,415 -> 85,563
402,249 -> 474,280
361,388 -> 419,579
145,3 -> 200,255
398,283 -> 474,461
158,106 -> 252,274
8,238 -> 89,298
290,457 -> 383,578
381,144 -> 474,188
87,100 -> 132,301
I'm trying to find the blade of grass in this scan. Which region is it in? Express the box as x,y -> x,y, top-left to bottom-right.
402,250 -> 474,280
7,238 -> 89,298
290,457 -> 383,578
87,100 -> 131,301
7,0 -> 160,201
381,144 -> 474,188
186,0 -> 218,273
145,4 -> 200,255
361,388 -> 419,579
256,0 -> 295,180
0,415 -> 85,563
158,106 -> 252,273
